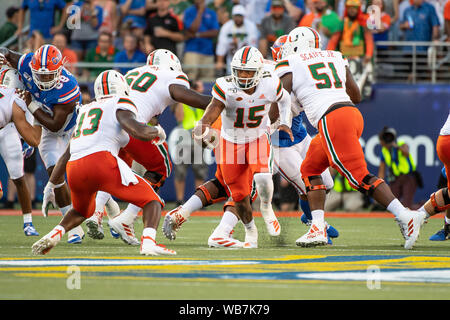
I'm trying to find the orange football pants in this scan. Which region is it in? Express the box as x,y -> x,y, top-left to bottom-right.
215,134 -> 272,202
66,151 -> 164,218
437,135 -> 450,189
301,106 -> 370,190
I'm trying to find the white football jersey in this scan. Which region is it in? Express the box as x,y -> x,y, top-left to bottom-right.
275,50 -> 352,128
0,86 -> 27,128
212,70 -> 284,144
69,96 -> 138,160
440,112 -> 450,136
124,65 -> 190,123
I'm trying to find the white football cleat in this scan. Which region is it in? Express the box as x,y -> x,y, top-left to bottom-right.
108,216 -> 140,246
264,218 -> 281,236
295,221 -> 328,247
140,236 -> 176,256
32,236 -> 59,255
85,211 -> 104,240
396,210 -> 426,249
162,206 -> 187,240
208,234 -> 244,248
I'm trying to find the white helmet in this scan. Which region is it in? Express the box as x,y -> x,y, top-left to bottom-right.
230,46 -> 264,90
0,68 -> 25,90
147,49 -> 182,72
94,70 -> 129,99
282,27 -> 322,58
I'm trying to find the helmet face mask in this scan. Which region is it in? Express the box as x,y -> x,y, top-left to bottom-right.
230,46 -> 263,90
30,45 -> 65,91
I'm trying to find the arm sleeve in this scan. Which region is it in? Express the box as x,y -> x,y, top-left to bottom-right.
169,73 -> 190,89
12,94 -> 27,113
274,59 -> 293,78
430,5 -> 440,26
57,0 -> 67,9
183,8 -> 194,30
277,88 -> 292,127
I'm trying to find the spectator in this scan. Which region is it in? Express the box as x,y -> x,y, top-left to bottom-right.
367,0 -> 391,43
215,5 -> 259,74
259,0 -> 296,59
0,7 -> 19,45
446,0 -> 450,40
52,32 -> 78,75
144,0 -> 184,55
377,126 -> 422,209
298,0 -> 342,49
325,169 -> 364,212
84,31 -> 118,79
119,0 -> 147,37
94,0 -> 119,35
23,30 -> 46,54
16,0 -> 67,41
170,0 -> 192,21
114,34 -> 147,74
208,0 -> 233,26
80,84 -> 93,104
381,0 -> 400,41
399,0 -> 440,50
183,0 -> 220,81
327,0 -> 374,65
69,0 -> 104,61
265,0 -> 305,23
239,0 -> 270,26
172,80 -> 209,206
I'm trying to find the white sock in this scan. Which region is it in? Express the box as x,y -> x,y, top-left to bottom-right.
311,210 -> 325,223
120,204 -> 140,224
95,191 -> 111,213
244,219 -> 256,231
47,225 -> 66,241
445,216 -> 450,225
142,227 -> 157,241
23,213 -> 32,224
386,199 -> 405,218
213,211 -> 239,236
254,173 -> 276,221
418,205 -> 430,218
180,195 -> 203,219
60,205 -> 72,216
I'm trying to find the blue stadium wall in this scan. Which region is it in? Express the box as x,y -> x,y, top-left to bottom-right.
0,83 -> 448,205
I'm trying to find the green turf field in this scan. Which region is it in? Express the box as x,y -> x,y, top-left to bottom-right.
0,213 -> 449,300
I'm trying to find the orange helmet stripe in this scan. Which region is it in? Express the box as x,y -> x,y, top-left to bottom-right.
241,47 -> 251,64
102,71 -> 109,95
306,27 -> 320,49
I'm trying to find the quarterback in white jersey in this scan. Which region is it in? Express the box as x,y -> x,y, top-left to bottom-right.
193,46 -> 292,248
32,70 -> 174,256
276,27 -> 426,249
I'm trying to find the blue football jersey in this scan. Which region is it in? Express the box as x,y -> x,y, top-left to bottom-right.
271,113 -> 308,148
17,53 -> 80,132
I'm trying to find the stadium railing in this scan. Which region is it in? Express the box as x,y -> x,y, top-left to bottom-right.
374,41 -> 450,84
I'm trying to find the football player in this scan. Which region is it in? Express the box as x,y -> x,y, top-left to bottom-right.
190,46 -> 292,248
0,45 -> 85,244
275,27 -> 426,249
0,68 -> 41,236
32,70 -> 173,256
90,49 -> 212,245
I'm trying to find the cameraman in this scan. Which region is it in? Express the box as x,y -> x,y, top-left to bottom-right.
377,127 -> 421,209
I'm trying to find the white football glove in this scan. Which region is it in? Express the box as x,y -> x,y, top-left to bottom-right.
42,182 -> 57,217
152,125 -> 166,145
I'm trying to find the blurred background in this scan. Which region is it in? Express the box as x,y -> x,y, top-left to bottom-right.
0,0 -> 448,212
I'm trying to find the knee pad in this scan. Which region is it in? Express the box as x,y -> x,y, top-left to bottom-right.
302,175 -> 327,192
197,179 -> 228,206
430,188 -> 450,213
357,174 -> 384,197
223,200 -> 235,211
144,171 -> 165,192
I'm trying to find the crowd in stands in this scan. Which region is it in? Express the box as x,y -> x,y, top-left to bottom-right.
0,0 -> 447,82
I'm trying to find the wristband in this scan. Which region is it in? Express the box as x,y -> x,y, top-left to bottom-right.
27,101 -> 40,114
47,181 -> 66,189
